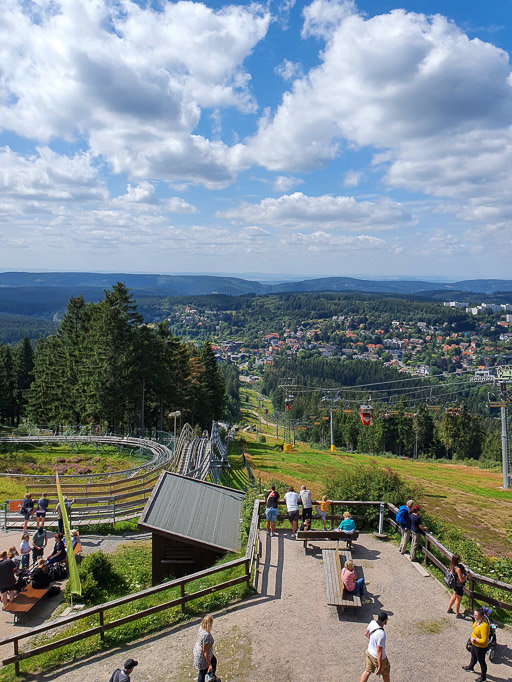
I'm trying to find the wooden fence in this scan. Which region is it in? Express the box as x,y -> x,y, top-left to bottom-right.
0,497 -> 262,676
386,503 -> 512,614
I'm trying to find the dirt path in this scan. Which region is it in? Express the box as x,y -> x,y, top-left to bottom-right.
35,531 -> 512,682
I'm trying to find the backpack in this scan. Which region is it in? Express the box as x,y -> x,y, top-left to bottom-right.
395,505 -> 409,526
444,570 -> 457,589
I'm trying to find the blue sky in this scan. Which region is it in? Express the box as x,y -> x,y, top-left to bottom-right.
1,0 -> 512,280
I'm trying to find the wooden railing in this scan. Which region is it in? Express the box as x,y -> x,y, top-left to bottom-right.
0,498 -> 262,677
386,503 -> 512,614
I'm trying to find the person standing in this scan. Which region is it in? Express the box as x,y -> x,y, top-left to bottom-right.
193,615 -> 216,682
35,493 -> 49,529
360,613 -> 391,682
283,486 -> 300,538
299,485 -> 313,527
447,554 -> 467,618
396,499 -> 413,554
264,484 -> 279,536
21,493 -> 35,533
109,658 -> 138,681
56,496 -> 75,534
409,505 -> 427,562
0,550 -> 17,609
31,527 -> 48,564
19,534 -> 31,570
462,607 -> 490,682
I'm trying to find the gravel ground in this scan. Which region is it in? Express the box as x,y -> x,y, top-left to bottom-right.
30,531 -> 512,682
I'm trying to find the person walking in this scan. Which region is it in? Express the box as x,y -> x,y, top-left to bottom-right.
447,554 -> 467,618
409,505 -> 427,562
283,486 -> 300,538
264,484 -> 279,536
193,615 -> 217,682
360,613 -> 391,682
109,658 -> 138,681
299,484 -> 313,527
462,607 -> 490,681
396,499 -> 413,554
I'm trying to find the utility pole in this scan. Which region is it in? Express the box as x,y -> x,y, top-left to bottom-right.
500,382 -> 510,489
321,391 -> 339,452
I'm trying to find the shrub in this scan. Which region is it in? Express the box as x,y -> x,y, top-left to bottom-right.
258,435 -> 266,443
325,462 -> 417,526
65,551 -> 127,604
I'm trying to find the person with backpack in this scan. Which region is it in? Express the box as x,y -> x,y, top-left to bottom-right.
360,612 -> 391,682
462,607 -> 490,682
264,484 -> 279,536
109,658 -> 138,681
20,493 -> 35,533
447,554 -> 467,618
396,499 -> 413,554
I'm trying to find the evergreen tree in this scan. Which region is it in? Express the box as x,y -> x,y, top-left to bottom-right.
14,336 -> 34,425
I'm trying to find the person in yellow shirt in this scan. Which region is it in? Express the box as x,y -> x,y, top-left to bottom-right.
314,495 -> 331,530
462,607 -> 490,682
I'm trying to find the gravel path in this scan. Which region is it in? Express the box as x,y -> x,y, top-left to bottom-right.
31,531 -> 512,682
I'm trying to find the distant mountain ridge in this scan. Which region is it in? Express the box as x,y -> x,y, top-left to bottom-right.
1,271 -> 512,297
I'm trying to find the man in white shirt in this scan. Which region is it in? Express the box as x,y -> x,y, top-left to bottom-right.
299,484 -> 313,526
360,613 -> 390,682
283,486 -> 300,538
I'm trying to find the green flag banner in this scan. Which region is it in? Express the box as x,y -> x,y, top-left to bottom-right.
56,472 -> 82,597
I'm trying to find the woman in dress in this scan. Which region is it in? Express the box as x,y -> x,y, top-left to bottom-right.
447,554 -> 467,618
193,614 -> 217,682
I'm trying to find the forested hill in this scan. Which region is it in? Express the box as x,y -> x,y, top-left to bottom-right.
2,271 -> 512,298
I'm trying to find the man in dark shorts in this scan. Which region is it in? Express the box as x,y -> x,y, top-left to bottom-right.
21,493 -> 35,533
299,484 -> 313,526
36,493 -> 49,529
283,486 -> 300,538
264,484 -> 279,536
410,505 -> 427,562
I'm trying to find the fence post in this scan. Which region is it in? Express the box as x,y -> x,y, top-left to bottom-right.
4,501 -> 7,532
423,537 -> 429,567
467,575 -> 474,611
112,498 -> 116,525
14,639 -> 19,677
99,609 -> 105,641
245,558 -> 251,586
180,583 -> 186,613
374,502 -> 387,538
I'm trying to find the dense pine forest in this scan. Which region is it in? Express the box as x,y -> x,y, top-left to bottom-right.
0,284 -> 235,432
262,357 -> 502,463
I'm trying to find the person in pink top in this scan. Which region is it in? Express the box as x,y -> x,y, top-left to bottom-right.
341,559 -> 370,603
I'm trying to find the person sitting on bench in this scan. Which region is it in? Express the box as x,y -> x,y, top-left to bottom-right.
30,558 -> 51,589
338,511 -> 356,533
46,533 -> 66,566
341,559 -> 369,603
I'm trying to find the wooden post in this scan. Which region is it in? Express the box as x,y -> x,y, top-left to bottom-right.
99,609 -> 105,641
423,537 -> 429,567
467,575 -> 474,611
180,583 -> 186,613
245,558 -> 251,586
14,639 -> 19,677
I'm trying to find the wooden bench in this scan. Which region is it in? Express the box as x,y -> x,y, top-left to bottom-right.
3,585 -> 53,623
322,548 -> 361,610
296,529 -> 359,553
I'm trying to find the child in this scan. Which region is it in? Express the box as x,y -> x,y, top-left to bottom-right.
20,534 -> 30,571
315,495 -> 332,530
338,511 -> 356,533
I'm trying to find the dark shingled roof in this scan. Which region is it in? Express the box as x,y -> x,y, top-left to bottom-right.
138,471 -> 245,552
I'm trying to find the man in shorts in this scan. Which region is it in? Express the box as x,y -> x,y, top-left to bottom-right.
36,493 -> 49,529
299,484 -> 313,527
283,486 -> 300,538
360,612 -> 391,682
264,484 -> 279,536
